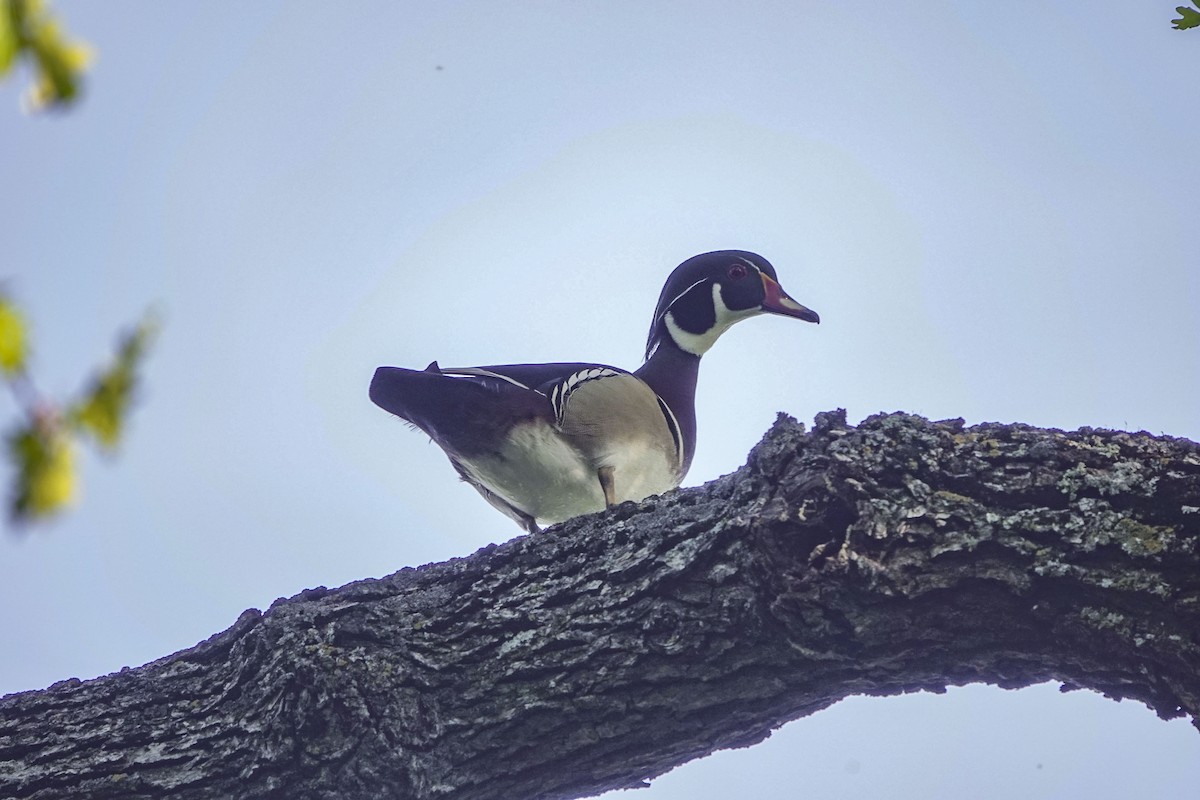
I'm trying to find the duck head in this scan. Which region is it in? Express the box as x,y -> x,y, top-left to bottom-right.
645,250 -> 819,360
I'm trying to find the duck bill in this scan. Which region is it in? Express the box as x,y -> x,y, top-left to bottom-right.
760,273 -> 820,323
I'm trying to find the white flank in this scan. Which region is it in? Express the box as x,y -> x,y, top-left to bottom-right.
460,372 -> 682,526
459,421 -> 603,525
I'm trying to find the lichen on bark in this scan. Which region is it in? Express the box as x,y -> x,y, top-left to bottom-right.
1,410 -> 1198,800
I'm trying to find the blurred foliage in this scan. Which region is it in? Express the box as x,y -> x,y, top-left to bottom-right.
0,295 -> 157,525
69,317 -> 158,450
0,299 -> 29,375
0,0 -> 93,112
2,3 -> 156,529
1174,2 -> 1200,29
8,417 -> 76,520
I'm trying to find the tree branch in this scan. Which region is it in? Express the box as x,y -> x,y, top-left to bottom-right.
2,410 -> 1199,799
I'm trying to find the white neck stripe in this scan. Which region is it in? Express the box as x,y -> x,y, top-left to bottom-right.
665,283 -> 760,355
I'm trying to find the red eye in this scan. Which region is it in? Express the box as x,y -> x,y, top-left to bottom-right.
727,263 -> 748,280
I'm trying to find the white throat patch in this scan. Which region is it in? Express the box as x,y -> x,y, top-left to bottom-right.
665,283 -> 760,356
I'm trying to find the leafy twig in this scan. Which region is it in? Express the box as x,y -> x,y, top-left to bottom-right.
1173,2 -> 1200,29
0,0 -> 93,112
0,294 -> 158,525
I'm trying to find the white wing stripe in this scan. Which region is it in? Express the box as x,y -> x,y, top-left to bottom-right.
438,367 -> 533,390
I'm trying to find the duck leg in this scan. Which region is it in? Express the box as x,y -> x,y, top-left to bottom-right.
597,466 -> 618,508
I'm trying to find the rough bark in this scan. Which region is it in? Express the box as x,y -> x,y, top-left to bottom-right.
2,410 -> 1199,800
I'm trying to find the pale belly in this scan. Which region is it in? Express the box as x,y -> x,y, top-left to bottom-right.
462,420 -> 680,526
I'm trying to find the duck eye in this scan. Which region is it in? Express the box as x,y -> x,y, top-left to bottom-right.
727,263 -> 748,280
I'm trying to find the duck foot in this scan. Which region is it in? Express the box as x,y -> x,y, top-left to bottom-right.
597,466 -> 617,508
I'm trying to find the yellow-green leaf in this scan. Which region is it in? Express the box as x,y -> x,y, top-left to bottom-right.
0,6 -> 18,75
70,313 -> 158,450
2,0 -> 93,111
23,17 -> 91,109
7,418 -> 77,521
0,296 -> 29,376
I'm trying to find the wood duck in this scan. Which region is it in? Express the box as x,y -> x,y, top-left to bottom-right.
370,250 -> 819,533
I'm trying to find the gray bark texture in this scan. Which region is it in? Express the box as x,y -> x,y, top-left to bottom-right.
3,410 -> 1199,799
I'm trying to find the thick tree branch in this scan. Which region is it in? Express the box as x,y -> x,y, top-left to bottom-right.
2,410 -> 1199,799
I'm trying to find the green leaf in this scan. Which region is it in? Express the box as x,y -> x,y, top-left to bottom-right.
25,15 -> 91,107
0,296 -> 29,376
7,417 -> 77,521
23,16 -> 89,107
1,0 -> 93,111
1174,3 -> 1200,30
0,5 -> 18,75
69,312 -> 158,450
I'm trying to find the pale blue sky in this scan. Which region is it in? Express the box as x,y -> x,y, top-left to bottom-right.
2,3 -> 1197,798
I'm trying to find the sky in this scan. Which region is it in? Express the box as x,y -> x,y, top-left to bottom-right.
1,2 -> 1198,797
